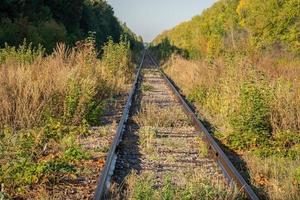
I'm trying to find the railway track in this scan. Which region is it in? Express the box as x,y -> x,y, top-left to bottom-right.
94,50 -> 259,200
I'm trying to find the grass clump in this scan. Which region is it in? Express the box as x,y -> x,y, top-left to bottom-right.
141,84 -> 155,92
138,127 -> 157,153
0,122 -> 88,196
123,170 -> 240,200
196,136 -> 209,157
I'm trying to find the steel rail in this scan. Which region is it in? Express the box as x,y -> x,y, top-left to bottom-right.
147,52 -> 259,200
94,50 -> 146,200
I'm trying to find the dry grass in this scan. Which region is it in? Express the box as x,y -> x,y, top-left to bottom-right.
0,42 -> 131,130
134,103 -> 191,127
244,153 -> 300,200
138,126 -> 157,153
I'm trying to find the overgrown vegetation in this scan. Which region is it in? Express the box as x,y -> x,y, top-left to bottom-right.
152,0 -> 300,199
162,56 -> 300,198
0,34 -> 136,198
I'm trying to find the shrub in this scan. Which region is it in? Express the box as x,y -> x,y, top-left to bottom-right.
228,82 -> 272,149
0,40 -> 44,64
102,36 -> 133,88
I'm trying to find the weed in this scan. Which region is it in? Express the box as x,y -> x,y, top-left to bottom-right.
0,30 -> 135,199
244,153 -> 300,200
0,39 -> 44,64
295,167 -> 300,182
126,171 -> 155,200
138,127 -> 157,152
231,82 -> 271,136
196,136 -> 209,157
141,84 -> 155,92
63,146 -> 90,163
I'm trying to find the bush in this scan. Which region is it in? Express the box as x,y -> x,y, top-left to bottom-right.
228,82 -> 272,149
0,121 -> 89,196
0,39 -> 44,64
102,36 -> 134,88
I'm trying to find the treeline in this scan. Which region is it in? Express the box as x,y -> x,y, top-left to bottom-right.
0,0 -> 143,52
153,0 -> 299,59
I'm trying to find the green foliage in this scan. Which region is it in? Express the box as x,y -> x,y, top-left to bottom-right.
138,127 -> 157,152
150,38 -> 188,62
187,85 -> 208,105
0,0 -> 143,52
130,173 -> 155,200
102,36 -> 133,83
0,121 -> 89,196
141,84 -> 155,92
0,40 -> 44,64
153,0 -> 300,58
126,172 -> 235,200
237,0 -> 300,53
64,80 -> 82,122
296,167 -> 300,182
254,131 -> 300,158
164,54 -> 300,157
37,20 -> 67,51
225,82 -> 271,149
160,177 -> 176,200
63,146 -> 90,162
231,82 -> 271,135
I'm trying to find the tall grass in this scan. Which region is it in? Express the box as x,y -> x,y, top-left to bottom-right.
0,38 -> 133,129
164,54 -> 300,154
0,38 -> 134,198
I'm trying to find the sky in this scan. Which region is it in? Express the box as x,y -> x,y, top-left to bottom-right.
107,0 -> 216,42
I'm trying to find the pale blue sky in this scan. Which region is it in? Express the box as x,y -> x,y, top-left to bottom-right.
107,0 -> 216,42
